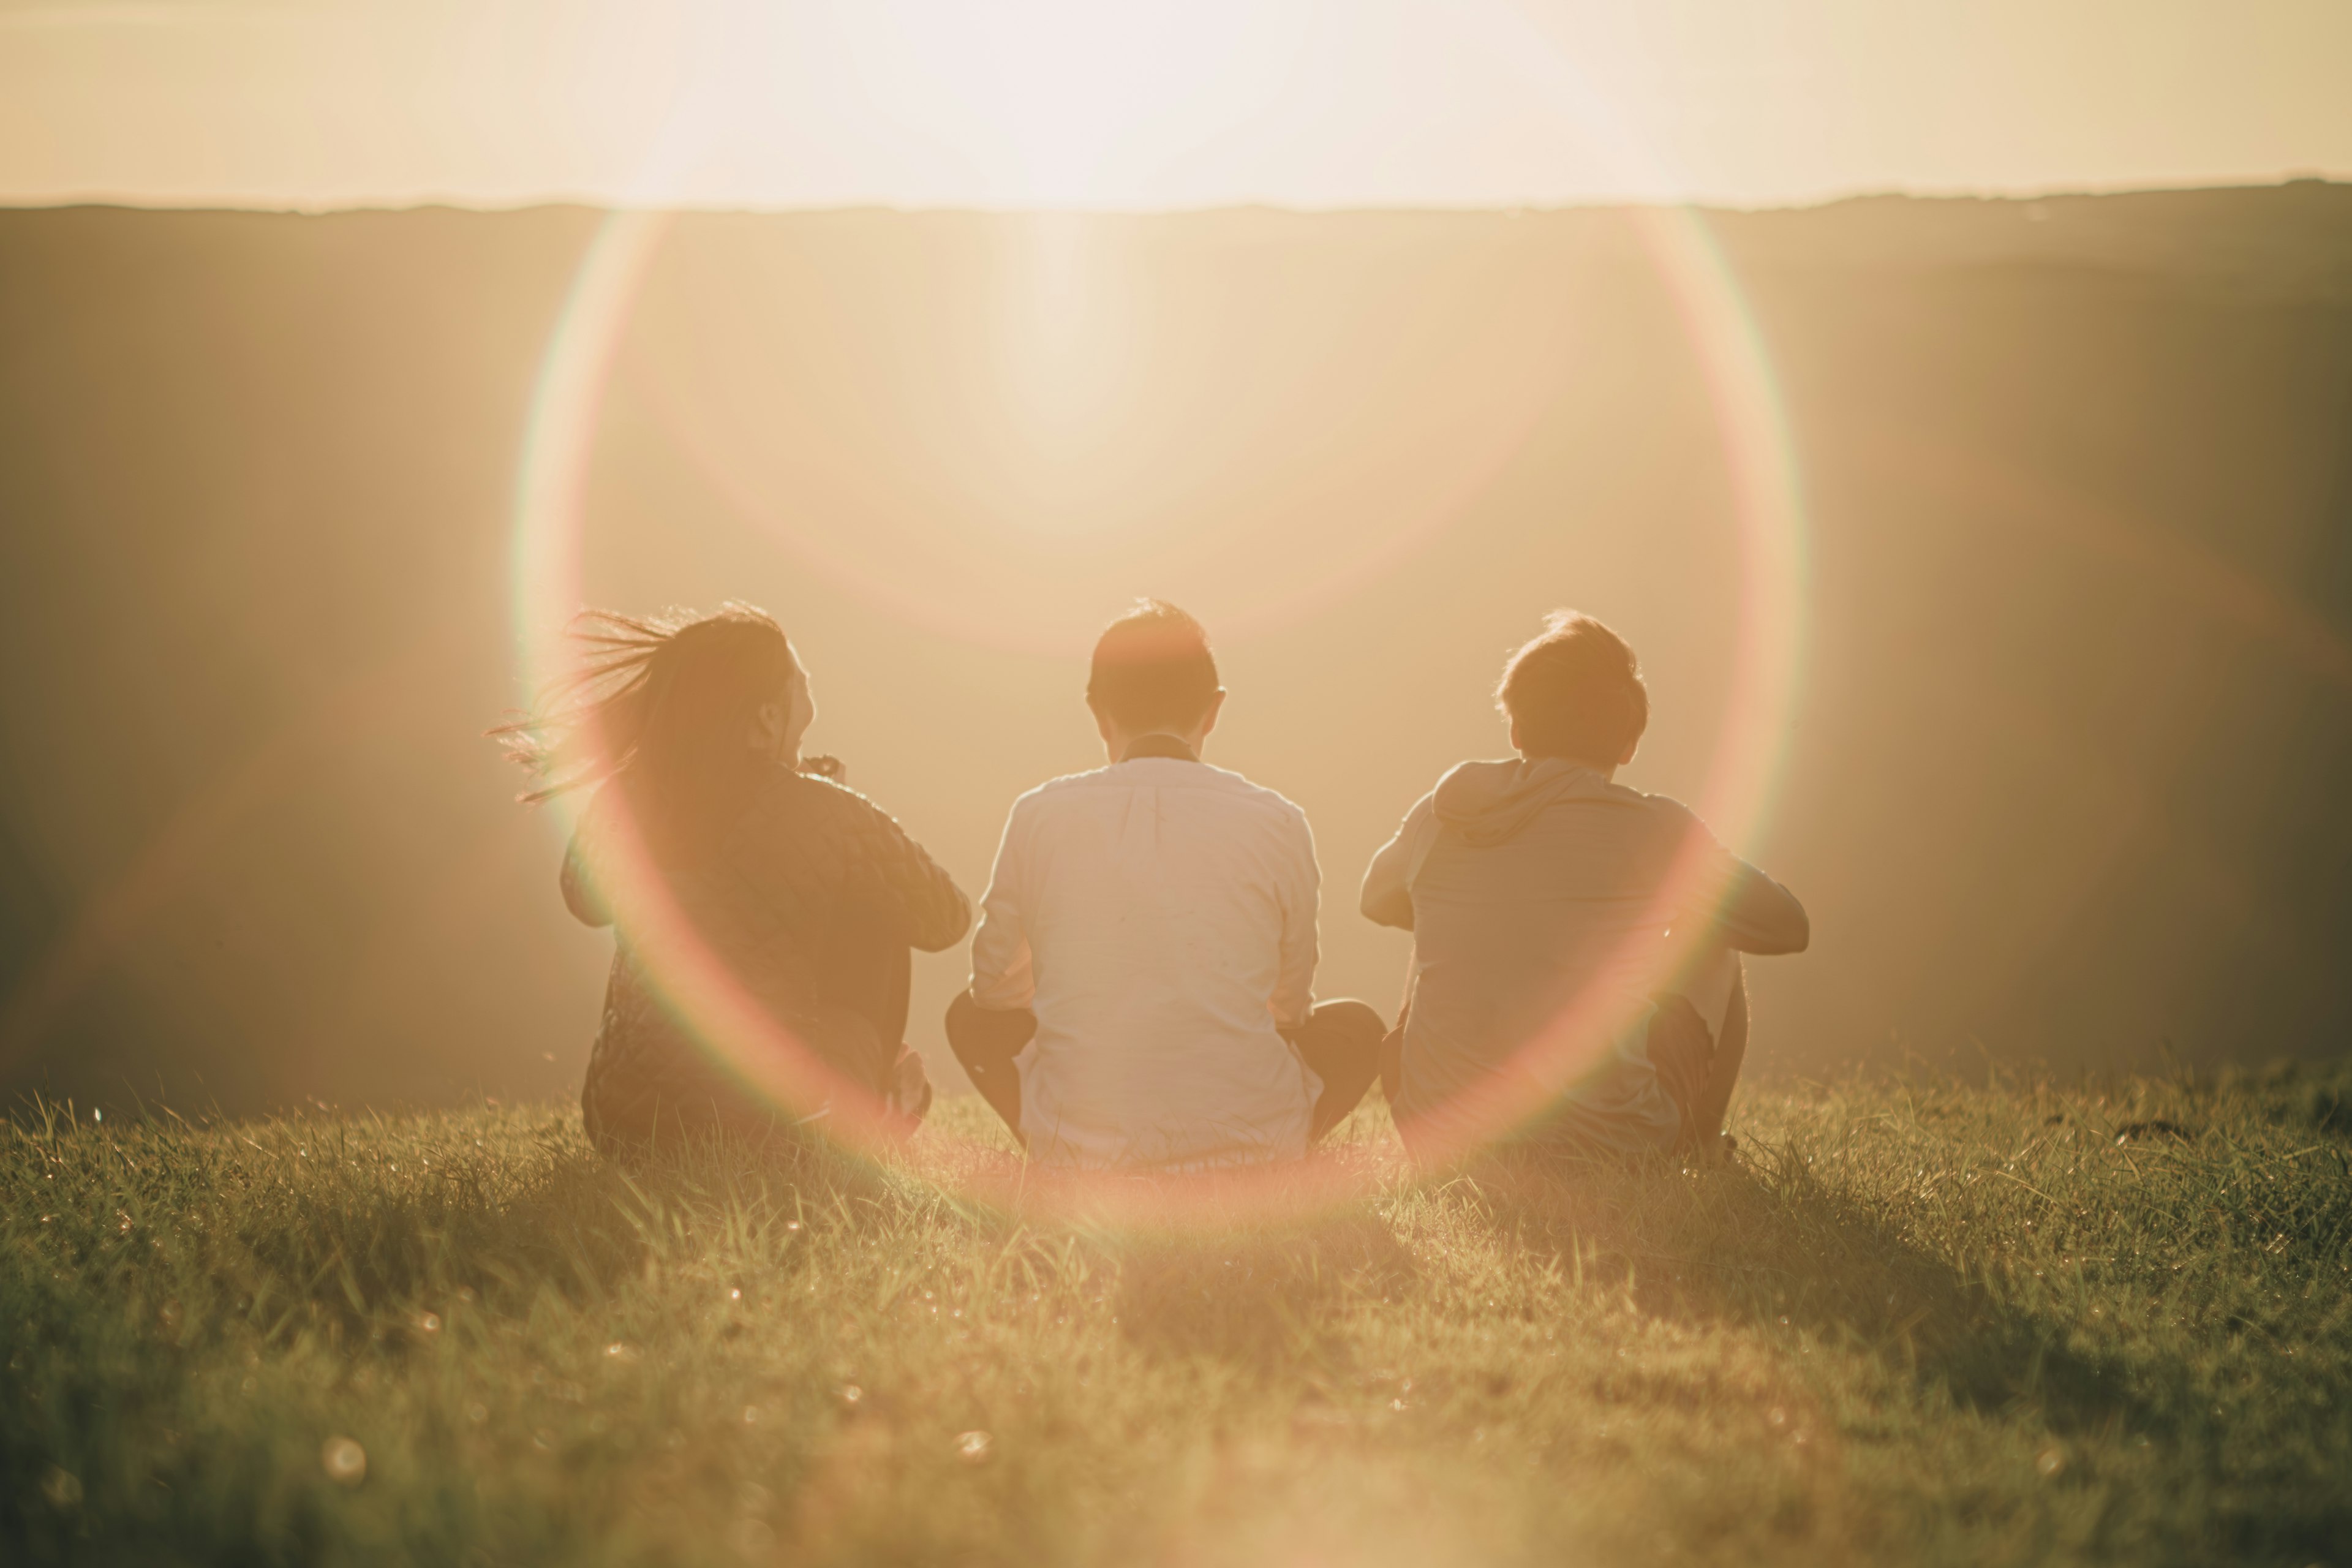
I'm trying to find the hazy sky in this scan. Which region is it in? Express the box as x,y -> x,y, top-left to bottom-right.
3,0 -> 2348,208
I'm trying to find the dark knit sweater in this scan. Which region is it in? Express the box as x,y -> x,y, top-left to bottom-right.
562,762 -> 970,1151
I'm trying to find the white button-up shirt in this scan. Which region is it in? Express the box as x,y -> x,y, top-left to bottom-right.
968,755 -> 1324,1168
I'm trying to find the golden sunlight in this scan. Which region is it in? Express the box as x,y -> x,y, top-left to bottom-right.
3,0 -> 2346,206
5,5 -> 2351,1564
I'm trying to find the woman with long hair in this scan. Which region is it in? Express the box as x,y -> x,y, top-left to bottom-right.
494,605 -> 970,1156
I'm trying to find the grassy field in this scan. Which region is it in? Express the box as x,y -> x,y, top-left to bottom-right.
4,1064 -> 2349,1566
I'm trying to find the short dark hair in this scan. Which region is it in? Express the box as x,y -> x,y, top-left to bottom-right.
1087,600 -> 1221,732
1496,611 -> 1648,764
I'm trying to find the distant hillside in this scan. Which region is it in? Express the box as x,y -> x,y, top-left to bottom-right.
1,186 -> 2348,1114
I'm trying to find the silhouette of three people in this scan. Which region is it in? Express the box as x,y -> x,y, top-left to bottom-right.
503,598 -> 1805,1169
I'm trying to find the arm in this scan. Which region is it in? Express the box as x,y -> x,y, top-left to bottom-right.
1359,793 -> 1438,932
559,797 -> 616,927
1270,808 -> 1321,1031
839,789 -> 973,953
1665,802 -> 1808,956
967,802 -> 1035,1010
559,832 -> 611,927
1713,861 -> 1809,956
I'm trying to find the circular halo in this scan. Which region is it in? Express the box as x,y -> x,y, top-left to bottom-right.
506,30 -> 1813,1221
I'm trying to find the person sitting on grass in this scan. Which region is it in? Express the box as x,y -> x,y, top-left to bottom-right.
1360,610 -> 1807,1166
494,605 -> 970,1157
946,599 -> 1385,1168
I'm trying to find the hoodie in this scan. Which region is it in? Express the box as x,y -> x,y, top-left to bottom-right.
1359,758 -> 1806,1161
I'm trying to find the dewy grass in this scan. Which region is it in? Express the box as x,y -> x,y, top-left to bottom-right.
4,1066 -> 2349,1566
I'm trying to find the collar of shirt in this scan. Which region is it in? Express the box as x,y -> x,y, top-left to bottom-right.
1119,734 -> 1199,764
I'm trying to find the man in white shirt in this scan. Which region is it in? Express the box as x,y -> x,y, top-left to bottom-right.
947,601 -> 1385,1168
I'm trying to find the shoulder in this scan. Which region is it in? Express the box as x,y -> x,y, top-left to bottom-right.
1219,772 -> 1317,871
1616,785 -> 1715,841
1012,765 -> 1115,805
1007,761 -> 1295,808
1194,763 -> 1313,834
573,780 -> 625,837
1619,781 -> 1692,816
1399,781 -> 1443,826
740,764 -> 910,840
1014,762 -> 1311,834
995,766 -> 1110,831
1208,763 -> 1301,809
564,783 -> 627,876
570,778 -> 643,861
1379,790 -> 1440,859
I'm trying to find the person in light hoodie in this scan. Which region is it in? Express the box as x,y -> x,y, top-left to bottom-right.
1361,610 -> 1808,1166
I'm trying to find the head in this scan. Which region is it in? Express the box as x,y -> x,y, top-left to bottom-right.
1085,600 -> 1226,760
495,603 -> 813,845
1496,611 -> 1648,774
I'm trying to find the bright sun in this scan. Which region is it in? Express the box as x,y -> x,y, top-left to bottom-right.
815,0 -> 1331,206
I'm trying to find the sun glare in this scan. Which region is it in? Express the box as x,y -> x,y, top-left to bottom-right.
509,206 -> 1809,1195
12,3 -> 2352,1556
827,0 -> 1328,206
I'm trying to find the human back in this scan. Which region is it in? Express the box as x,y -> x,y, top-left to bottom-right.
1390,759 -> 1743,1153
498,605 -> 968,1155
1363,611 -> 1806,1164
954,600 -> 1384,1169
988,755 -> 1319,1166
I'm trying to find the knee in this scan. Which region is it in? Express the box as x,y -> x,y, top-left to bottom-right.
1312,998 -> 1388,1050
943,990 -> 986,1065
944,990 -> 1033,1068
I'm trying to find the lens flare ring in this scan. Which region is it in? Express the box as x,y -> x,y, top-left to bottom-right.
507,34 -> 1812,1218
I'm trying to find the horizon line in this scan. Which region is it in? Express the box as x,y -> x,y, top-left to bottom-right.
1,173 -> 2342,221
